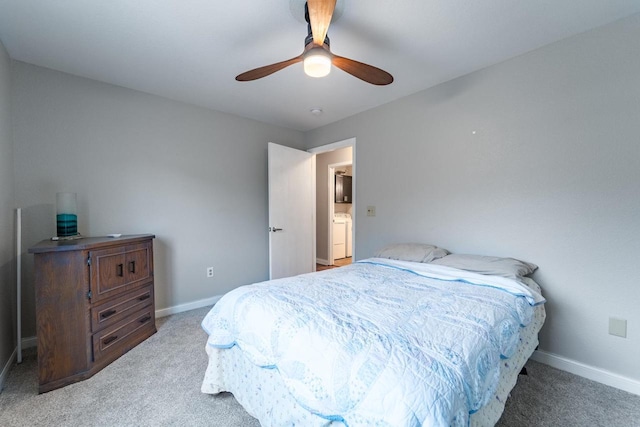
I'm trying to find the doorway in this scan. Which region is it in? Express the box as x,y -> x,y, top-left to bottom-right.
308,138 -> 355,268
328,162 -> 352,266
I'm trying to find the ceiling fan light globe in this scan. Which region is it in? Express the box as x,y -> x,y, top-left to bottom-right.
304,51 -> 331,78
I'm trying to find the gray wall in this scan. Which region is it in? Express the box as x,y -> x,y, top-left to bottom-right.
315,147 -> 352,262
0,40 -> 16,382
11,61 -> 305,337
305,15 -> 640,382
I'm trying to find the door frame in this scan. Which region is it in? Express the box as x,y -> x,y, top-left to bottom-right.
308,137 -> 356,264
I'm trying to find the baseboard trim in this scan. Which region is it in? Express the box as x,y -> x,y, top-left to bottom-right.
532,349 -> 640,396
155,294 -> 223,318
22,336 -> 37,349
0,347 -> 17,392
316,258 -> 329,266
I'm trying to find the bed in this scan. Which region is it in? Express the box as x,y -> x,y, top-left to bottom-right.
201,245 -> 545,426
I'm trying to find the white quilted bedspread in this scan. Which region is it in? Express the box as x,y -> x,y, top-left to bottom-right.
201,259 -> 544,427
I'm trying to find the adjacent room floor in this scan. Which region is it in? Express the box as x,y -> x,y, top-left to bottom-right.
316,257 -> 352,271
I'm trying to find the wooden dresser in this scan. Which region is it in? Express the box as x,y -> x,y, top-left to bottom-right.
29,234 -> 156,393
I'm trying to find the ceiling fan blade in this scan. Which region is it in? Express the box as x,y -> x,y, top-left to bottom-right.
307,0 -> 336,46
332,55 -> 394,86
236,54 -> 304,81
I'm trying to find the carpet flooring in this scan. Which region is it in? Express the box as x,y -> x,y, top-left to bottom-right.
1,306 -> 639,426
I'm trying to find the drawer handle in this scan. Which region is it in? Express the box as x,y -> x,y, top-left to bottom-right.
116,263 -> 124,277
103,335 -> 118,345
139,315 -> 152,324
100,309 -> 117,319
138,294 -> 150,301
129,261 -> 136,273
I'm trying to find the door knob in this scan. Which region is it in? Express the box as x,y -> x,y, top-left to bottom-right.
269,227 -> 283,232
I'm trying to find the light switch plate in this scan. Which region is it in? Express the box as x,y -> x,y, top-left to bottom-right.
366,206 -> 376,217
609,317 -> 627,338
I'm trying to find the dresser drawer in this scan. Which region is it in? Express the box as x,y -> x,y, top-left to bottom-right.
93,309 -> 155,362
90,241 -> 153,303
91,284 -> 154,332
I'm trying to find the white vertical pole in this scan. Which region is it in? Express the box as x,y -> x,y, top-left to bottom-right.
16,207 -> 22,364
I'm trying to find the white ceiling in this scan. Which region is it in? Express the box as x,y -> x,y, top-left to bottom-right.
1,1 -> 639,132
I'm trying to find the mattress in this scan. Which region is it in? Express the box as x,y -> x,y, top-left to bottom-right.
201,260 -> 545,426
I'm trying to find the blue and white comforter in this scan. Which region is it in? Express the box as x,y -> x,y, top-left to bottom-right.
202,258 -> 545,427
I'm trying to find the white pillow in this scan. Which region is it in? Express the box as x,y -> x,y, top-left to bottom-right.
374,243 -> 449,263
431,254 -> 538,279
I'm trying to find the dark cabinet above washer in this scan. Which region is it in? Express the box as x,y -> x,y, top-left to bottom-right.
335,175 -> 352,204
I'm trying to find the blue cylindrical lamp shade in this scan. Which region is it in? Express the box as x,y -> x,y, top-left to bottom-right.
56,192 -> 78,237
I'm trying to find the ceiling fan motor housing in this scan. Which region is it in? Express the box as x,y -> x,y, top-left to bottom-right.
305,25 -> 330,47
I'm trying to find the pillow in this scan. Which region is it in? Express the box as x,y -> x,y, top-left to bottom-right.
431,253 -> 538,279
374,243 -> 449,263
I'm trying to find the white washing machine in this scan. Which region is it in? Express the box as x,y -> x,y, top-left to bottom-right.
333,214 -> 346,259
335,213 -> 352,258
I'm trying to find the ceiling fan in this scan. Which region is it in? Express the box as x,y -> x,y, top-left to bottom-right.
235,0 -> 393,85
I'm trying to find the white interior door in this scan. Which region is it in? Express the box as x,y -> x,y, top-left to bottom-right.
268,142 -> 314,279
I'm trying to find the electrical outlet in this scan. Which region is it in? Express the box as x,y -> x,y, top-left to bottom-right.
206,267 -> 214,278
609,317 -> 627,338
366,206 -> 376,217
